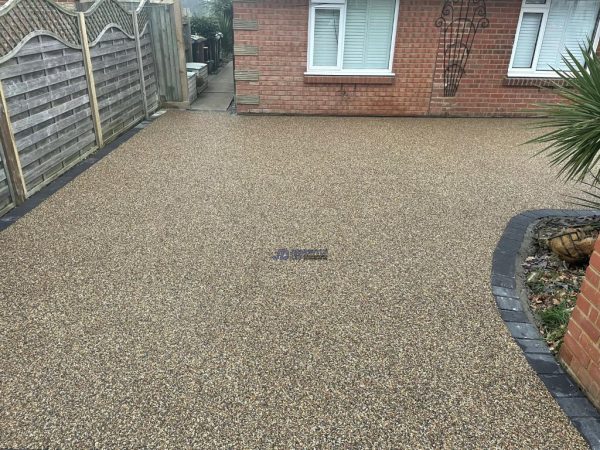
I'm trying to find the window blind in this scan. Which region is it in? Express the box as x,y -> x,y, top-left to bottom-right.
513,12 -> 543,68
342,0 -> 396,69
537,0 -> 600,71
313,9 -> 341,67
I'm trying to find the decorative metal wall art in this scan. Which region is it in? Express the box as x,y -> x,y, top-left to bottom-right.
435,0 -> 489,97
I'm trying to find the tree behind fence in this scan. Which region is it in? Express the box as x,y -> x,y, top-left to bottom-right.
0,0 -> 160,217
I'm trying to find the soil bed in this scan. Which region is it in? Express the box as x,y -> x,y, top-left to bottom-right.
523,215 -> 600,353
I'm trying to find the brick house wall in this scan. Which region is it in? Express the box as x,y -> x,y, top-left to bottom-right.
560,239 -> 600,410
232,0 -> 579,117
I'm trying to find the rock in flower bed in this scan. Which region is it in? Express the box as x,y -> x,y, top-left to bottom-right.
522,216 -> 600,353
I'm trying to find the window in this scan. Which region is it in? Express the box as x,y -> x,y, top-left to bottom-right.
307,0 -> 399,76
509,0 -> 600,77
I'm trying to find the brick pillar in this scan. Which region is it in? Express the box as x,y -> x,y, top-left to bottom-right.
560,237 -> 600,409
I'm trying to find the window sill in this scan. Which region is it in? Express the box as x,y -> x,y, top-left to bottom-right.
304,74 -> 395,85
503,77 -> 566,88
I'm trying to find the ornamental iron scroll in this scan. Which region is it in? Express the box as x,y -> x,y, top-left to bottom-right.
435,0 -> 489,97
85,0 -> 135,44
0,0 -> 80,60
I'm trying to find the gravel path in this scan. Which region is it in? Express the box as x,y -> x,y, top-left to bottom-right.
0,112 -> 589,448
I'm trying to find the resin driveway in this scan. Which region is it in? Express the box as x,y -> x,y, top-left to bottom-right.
0,112 -> 589,448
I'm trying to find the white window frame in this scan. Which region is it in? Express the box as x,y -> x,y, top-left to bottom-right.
508,0 -> 600,78
305,0 -> 399,76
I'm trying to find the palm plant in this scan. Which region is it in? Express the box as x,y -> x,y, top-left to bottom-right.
211,0 -> 233,54
528,42 -> 600,209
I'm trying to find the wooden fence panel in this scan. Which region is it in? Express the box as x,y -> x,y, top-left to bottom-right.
0,35 -> 96,194
0,0 -> 166,218
91,27 -> 145,143
148,4 -> 183,103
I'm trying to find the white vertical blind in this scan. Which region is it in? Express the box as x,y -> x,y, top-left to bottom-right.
313,9 -> 341,67
342,0 -> 396,69
537,0 -> 600,71
513,12 -> 543,68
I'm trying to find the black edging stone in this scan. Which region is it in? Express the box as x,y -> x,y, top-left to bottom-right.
0,117 -> 156,232
492,209 -> 600,449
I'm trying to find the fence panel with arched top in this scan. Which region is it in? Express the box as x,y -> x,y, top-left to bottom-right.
0,0 -> 160,214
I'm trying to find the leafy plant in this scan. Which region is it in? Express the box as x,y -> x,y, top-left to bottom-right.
189,0 -> 233,55
211,0 -> 233,54
190,16 -> 220,38
528,41 -> 600,209
539,301 -> 573,351
215,8 -> 233,54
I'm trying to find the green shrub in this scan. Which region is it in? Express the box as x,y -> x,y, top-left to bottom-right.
190,16 -> 220,39
528,42 -> 600,209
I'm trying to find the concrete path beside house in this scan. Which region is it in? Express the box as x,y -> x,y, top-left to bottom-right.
189,61 -> 234,112
0,112 -> 590,448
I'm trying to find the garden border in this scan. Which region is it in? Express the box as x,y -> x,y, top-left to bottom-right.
493,209 -> 600,449
0,111 -> 162,232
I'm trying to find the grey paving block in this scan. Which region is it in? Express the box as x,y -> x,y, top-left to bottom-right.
500,309 -> 529,323
491,254 -> 516,275
572,417 -> 600,449
491,273 -> 516,289
495,296 -> 523,312
557,397 -> 600,418
540,374 -> 583,398
492,286 -> 519,298
525,353 -> 564,375
506,322 -> 541,340
516,338 -> 551,354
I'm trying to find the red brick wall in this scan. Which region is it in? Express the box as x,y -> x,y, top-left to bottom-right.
233,0 -> 572,117
560,239 -> 600,410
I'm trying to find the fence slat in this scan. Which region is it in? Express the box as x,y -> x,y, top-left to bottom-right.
0,53 -> 83,79
11,95 -> 90,134
91,39 -> 137,58
15,108 -> 92,150
94,63 -> 138,85
24,133 -> 96,184
20,121 -> 94,168
8,78 -> 88,116
96,76 -> 138,98
3,67 -> 86,98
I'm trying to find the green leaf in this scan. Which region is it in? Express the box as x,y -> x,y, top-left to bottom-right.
528,39 -> 600,184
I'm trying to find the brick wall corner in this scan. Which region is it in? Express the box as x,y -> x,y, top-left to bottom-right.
560,237 -> 600,409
